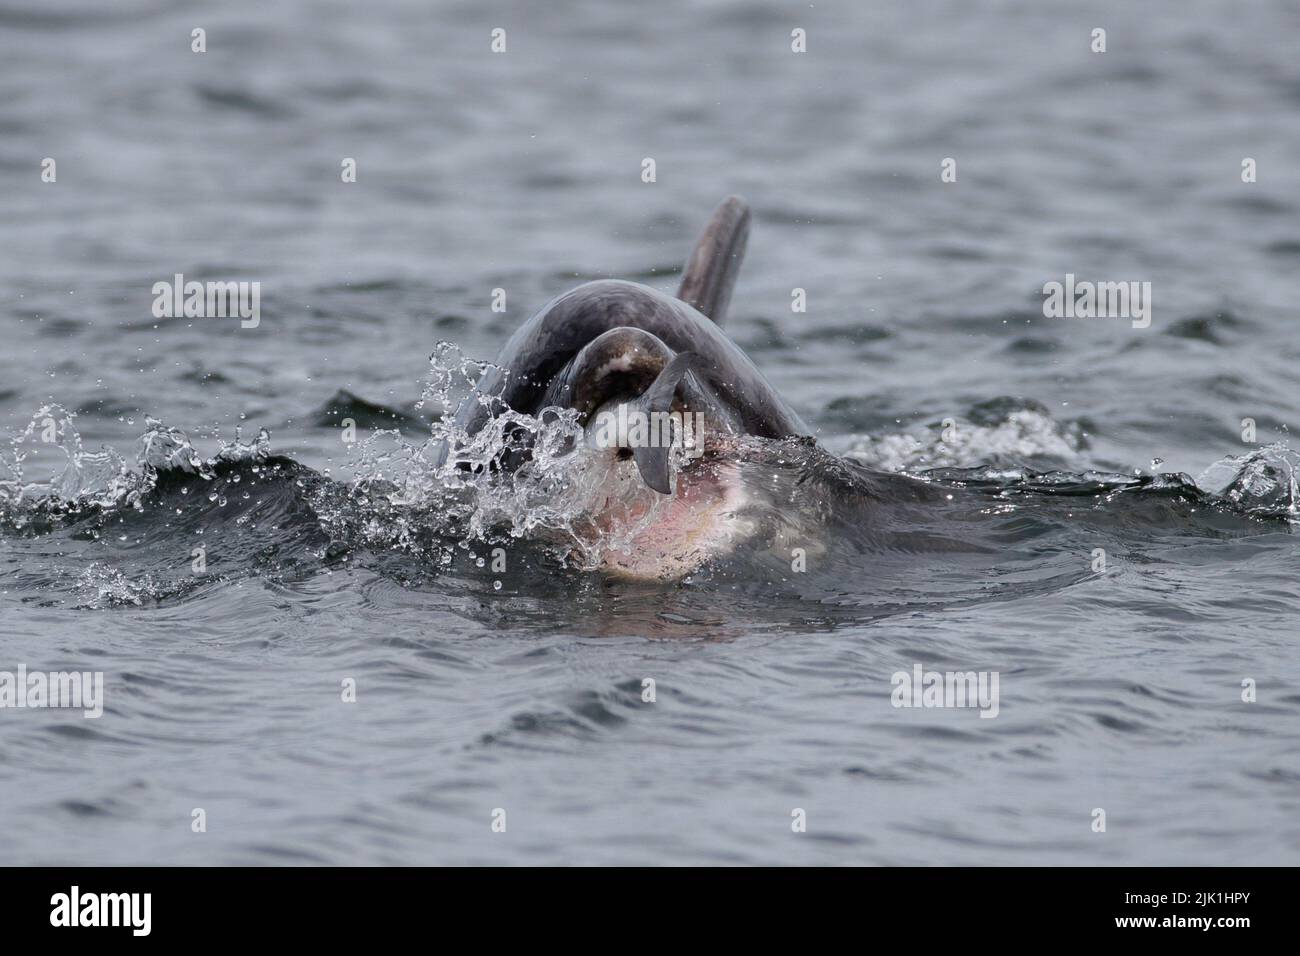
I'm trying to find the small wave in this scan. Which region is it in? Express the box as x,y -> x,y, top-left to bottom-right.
75,564 -> 163,609
310,389 -> 431,432
2,354 -> 1294,617
841,397 -> 1087,473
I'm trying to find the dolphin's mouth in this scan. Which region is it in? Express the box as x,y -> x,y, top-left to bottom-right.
599,458 -> 752,579
555,439 -> 753,579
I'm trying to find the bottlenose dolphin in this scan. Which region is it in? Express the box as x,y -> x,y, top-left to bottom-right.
444,196 -> 815,575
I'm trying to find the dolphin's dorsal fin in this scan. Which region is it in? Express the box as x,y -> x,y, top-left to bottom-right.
631,352 -> 699,494
675,195 -> 750,325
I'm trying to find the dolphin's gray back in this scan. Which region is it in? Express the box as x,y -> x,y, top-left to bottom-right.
459,279 -> 810,440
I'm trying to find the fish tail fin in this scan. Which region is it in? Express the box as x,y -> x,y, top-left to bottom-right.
631,352 -> 699,494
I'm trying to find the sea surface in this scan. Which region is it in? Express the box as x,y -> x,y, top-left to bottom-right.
1,0 -> 1298,865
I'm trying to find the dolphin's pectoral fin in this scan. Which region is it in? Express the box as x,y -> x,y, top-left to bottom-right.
676,195 -> 750,325
631,352 -> 699,494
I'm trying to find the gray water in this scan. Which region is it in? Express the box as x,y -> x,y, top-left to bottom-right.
2,0 -> 1299,865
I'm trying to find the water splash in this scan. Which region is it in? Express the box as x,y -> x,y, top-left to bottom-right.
842,399 -> 1086,473
0,405 -> 132,508
3,370 -> 1292,592
1198,444 -> 1299,520
322,342 -> 691,570
842,399 -> 1296,524
0,406 -> 275,535
75,563 -> 162,609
